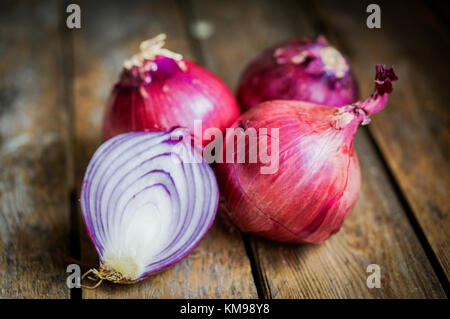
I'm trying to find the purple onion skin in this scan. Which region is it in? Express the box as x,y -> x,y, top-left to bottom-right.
103,56 -> 240,146
237,36 -> 359,111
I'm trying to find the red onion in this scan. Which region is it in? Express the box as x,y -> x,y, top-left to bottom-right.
217,65 -> 397,243
80,128 -> 218,285
237,36 -> 359,110
103,34 -> 240,145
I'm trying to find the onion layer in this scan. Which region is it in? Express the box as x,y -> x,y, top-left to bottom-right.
237,36 -> 359,110
217,65 -> 397,243
103,34 -> 240,146
80,128 -> 218,283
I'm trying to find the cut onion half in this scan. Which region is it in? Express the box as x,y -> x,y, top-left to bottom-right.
80,128 -> 218,285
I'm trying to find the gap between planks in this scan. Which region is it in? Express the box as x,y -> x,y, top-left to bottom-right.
58,0 -> 82,300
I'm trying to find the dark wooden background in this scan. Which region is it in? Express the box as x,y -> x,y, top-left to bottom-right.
0,0 -> 448,299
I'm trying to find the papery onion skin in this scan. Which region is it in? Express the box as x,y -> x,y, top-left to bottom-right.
103,36 -> 240,145
237,36 -> 359,111
80,128 -> 218,282
217,65 -> 397,243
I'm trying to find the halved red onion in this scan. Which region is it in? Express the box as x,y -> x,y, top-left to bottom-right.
80,128 -> 218,284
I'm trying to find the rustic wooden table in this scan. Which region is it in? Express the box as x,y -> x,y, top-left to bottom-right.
0,0 -> 448,299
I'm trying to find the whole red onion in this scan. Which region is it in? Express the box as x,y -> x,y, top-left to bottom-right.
217,65 -> 397,243
237,36 -> 359,111
103,34 -> 240,145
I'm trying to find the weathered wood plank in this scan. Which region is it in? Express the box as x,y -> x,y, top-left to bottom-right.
189,0 -> 446,298
312,0 -> 450,283
73,0 -> 257,298
0,0 -> 71,298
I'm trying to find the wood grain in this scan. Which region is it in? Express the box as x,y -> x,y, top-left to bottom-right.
189,0 -> 446,298
73,0 -> 257,298
0,0 -> 70,298
312,0 -> 450,283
